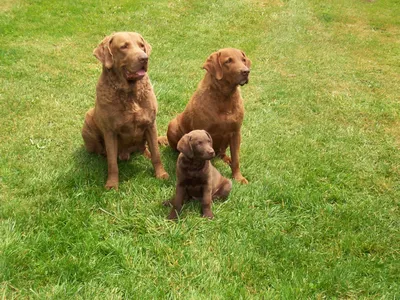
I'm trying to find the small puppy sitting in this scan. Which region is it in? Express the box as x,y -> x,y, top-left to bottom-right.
167,130 -> 232,220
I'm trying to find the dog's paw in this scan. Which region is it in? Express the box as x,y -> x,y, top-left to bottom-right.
234,175 -> 248,184
202,211 -> 214,219
167,209 -> 179,220
156,170 -> 169,180
105,180 -> 119,190
158,136 -> 169,146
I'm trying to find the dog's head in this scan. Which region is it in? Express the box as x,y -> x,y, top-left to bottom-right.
203,48 -> 251,86
177,130 -> 215,160
93,32 -> 152,82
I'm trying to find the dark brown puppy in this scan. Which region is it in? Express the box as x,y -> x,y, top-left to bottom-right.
167,130 -> 232,220
82,32 -> 168,190
165,48 -> 251,184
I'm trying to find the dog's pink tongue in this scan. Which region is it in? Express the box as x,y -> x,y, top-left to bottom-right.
136,69 -> 146,76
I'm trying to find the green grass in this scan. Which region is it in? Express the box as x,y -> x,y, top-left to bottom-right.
1,0 -> 399,298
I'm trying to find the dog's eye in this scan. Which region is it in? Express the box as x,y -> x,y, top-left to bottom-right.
138,43 -> 145,50
224,58 -> 232,65
242,58 -> 246,63
198,141 -> 203,145
120,43 -> 129,50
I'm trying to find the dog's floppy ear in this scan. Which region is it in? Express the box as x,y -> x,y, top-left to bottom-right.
93,34 -> 114,69
177,133 -> 193,158
204,130 -> 213,146
241,51 -> 252,68
140,36 -> 152,56
203,51 -> 223,80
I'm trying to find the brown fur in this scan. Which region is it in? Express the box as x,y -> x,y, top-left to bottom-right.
167,130 -> 232,219
165,48 -> 251,184
82,32 -> 168,190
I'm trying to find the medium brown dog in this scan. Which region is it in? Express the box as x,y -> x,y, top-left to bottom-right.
165,48 -> 251,184
167,130 -> 232,220
82,32 -> 168,190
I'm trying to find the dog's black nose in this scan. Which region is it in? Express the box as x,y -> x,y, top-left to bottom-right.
241,69 -> 250,76
139,54 -> 148,64
208,150 -> 215,157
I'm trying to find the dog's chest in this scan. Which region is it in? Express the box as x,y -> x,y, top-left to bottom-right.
178,163 -> 208,188
117,99 -> 155,133
182,175 -> 207,187
208,109 -> 243,133
181,173 -> 208,198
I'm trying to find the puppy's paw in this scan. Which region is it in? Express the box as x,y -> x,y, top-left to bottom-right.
158,136 -> 169,146
202,212 -> 214,219
167,209 -> 179,220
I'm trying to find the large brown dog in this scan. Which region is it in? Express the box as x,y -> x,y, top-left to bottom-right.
167,130 -> 232,220
165,48 -> 251,184
82,32 -> 168,190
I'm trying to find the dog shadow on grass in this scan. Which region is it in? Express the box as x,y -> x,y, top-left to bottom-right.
63,145 -> 178,192
58,144 -> 237,219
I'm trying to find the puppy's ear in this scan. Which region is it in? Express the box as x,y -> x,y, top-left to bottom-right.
241,51 -> 252,68
93,35 -> 114,69
177,134 -> 194,158
140,36 -> 152,56
203,51 -> 223,80
204,130 -> 213,146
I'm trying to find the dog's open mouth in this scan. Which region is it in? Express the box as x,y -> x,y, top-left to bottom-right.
125,68 -> 146,81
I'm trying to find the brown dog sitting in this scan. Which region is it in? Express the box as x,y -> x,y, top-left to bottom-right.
167,130 -> 232,220
165,48 -> 251,184
82,32 -> 168,190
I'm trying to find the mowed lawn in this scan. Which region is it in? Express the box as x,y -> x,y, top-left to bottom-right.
1,0 -> 399,298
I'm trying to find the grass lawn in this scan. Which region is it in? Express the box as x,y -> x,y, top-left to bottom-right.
1,0 -> 399,298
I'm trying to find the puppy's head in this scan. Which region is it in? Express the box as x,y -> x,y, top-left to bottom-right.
93,32 -> 152,82
203,48 -> 251,86
177,130 -> 215,160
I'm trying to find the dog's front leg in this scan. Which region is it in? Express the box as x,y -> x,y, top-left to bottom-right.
230,131 -> 248,184
104,131 -> 119,190
168,184 -> 185,220
145,123 -> 169,179
202,185 -> 214,219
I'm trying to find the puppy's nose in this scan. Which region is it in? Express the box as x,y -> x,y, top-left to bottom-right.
241,69 -> 250,76
139,54 -> 148,64
207,149 -> 215,157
